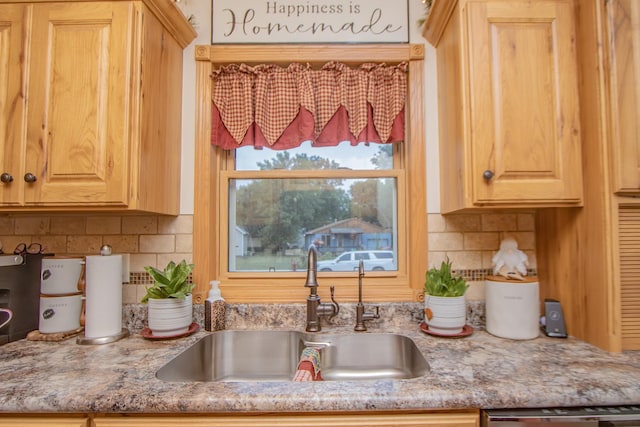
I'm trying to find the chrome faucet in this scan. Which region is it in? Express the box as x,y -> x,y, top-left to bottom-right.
305,245 -> 339,332
354,260 -> 379,331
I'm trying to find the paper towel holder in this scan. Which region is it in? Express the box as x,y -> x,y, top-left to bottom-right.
77,328 -> 129,345
77,246 -> 130,345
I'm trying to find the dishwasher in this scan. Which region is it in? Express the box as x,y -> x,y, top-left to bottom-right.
482,406 -> 640,426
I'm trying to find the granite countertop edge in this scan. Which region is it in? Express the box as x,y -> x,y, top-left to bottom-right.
1,302 -> 639,414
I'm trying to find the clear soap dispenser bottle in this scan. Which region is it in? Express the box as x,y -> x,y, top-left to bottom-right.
205,280 -> 225,331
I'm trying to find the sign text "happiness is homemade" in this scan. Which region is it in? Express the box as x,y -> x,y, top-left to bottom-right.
212,0 -> 409,43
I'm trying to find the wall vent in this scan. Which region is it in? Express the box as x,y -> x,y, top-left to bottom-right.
619,207 -> 640,350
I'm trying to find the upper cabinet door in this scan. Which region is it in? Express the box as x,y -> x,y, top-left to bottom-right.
0,4 -> 28,206
467,0 -> 583,206
424,0 -> 583,213
24,2 -> 131,207
608,0 -> 640,194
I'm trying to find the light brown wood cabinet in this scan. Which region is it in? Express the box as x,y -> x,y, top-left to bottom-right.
0,412 -> 480,427
536,0 -> 640,352
0,416 -> 90,427
608,0 -> 640,194
93,412 -> 480,427
423,0 -> 583,213
0,0 -> 195,214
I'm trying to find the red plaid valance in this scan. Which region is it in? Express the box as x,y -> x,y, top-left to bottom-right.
211,62 -> 407,149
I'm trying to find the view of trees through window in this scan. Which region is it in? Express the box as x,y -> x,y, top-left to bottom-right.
228,142 -> 398,273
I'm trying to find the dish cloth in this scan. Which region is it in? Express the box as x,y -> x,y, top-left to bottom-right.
293,347 -> 323,381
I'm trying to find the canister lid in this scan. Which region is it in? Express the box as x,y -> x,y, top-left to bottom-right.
486,275 -> 538,283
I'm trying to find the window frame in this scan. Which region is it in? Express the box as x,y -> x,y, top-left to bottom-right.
193,44 -> 426,303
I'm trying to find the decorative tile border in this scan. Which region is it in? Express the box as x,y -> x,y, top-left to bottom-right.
128,272 -> 194,285
454,268 -> 537,282
127,269 -> 537,286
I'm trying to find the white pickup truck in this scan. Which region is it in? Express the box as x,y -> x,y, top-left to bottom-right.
317,250 -> 396,272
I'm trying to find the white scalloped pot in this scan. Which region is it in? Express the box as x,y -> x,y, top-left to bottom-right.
147,294 -> 192,337
424,295 -> 466,335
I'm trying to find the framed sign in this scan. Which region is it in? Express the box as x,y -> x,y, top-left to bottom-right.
212,0 -> 409,44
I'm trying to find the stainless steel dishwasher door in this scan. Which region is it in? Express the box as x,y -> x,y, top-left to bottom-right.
483,407 -> 640,427
483,413 -> 596,427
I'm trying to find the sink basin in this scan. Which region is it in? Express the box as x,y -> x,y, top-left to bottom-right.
155,330 -> 429,382
319,333 -> 429,381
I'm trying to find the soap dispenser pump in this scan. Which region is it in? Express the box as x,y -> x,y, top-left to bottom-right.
205,280 -> 225,332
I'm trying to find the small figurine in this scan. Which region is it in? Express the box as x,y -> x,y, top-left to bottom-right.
492,237 -> 529,280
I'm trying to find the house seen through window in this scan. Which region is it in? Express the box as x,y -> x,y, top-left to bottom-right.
228,141 -> 399,273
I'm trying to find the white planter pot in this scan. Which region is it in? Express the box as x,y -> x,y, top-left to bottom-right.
424,294 -> 466,335
147,294 -> 192,337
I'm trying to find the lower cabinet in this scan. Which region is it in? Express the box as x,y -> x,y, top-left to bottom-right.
0,417 -> 90,427
92,412 -> 479,427
0,411 -> 479,427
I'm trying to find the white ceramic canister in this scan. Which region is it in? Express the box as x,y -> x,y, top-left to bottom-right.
40,257 -> 84,295
485,275 -> 540,340
39,293 -> 83,333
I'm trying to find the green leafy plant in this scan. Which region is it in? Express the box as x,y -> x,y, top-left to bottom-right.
424,259 -> 469,297
417,0 -> 434,29
141,260 -> 196,303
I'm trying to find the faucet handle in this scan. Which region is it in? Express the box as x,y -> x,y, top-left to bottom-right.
365,305 -> 381,321
329,285 -> 339,318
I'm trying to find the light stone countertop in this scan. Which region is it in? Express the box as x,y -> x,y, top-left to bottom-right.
0,303 -> 639,414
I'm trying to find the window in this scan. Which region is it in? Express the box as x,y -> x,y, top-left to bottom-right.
228,141 -> 398,273
193,44 -> 426,303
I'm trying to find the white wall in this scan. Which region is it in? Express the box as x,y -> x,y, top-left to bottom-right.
177,1 -> 211,214
176,0 -> 441,214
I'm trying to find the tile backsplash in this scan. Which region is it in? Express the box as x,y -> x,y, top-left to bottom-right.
0,211 -> 535,304
0,214 -> 193,304
428,212 -> 537,301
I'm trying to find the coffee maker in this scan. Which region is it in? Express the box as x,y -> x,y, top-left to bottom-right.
0,254 -> 43,345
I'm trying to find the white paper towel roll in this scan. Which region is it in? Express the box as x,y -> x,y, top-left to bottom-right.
85,255 -> 123,338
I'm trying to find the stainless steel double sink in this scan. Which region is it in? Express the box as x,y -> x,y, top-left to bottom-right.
156,330 -> 429,382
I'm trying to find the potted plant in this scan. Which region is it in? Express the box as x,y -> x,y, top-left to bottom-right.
424,259 -> 469,335
142,260 -> 195,337
417,0 -> 434,29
